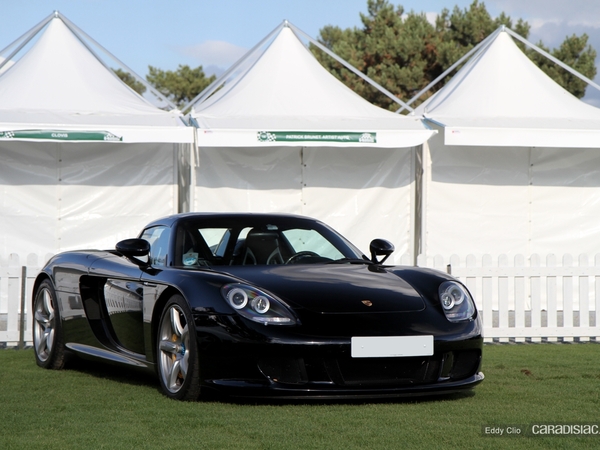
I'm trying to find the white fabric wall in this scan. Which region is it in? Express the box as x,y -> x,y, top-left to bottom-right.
0,141 -> 177,259
529,147 -> 600,254
194,146 -> 415,261
194,147 -> 303,214
0,143 -> 58,258
424,129 -> 600,258
301,147 -> 413,258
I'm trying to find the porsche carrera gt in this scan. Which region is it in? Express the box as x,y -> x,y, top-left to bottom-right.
32,213 -> 483,400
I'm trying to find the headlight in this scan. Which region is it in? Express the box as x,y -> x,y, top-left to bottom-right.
221,284 -> 298,325
438,281 -> 475,322
226,288 -> 248,309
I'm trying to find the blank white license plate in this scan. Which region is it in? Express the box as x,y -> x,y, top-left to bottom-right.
351,336 -> 434,358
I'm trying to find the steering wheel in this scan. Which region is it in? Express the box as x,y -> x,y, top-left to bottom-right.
285,251 -> 320,264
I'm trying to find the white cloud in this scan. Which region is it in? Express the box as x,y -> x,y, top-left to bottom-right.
425,12 -> 438,26
487,0 -> 600,48
528,20 -> 600,50
178,40 -> 248,68
490,0 -> 600,26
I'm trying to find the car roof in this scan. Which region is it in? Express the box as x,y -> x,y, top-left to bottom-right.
143,212 -> 319,230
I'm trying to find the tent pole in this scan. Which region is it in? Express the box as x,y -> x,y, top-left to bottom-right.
412,144 -> 423,266
190,129 -> 199,212
288,22 -> 414,113
398,27 -> 502,114
0,12 -> 52,56
505,27 -> 600,94
176,143 -> 193,213
58,12 -> 178,110
0,12 -> 55,73
182,22 -> 286,112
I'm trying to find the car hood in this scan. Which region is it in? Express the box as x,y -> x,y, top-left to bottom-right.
220,264 -> 426,313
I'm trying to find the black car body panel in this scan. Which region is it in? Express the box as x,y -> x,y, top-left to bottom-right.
33,213 -> 483,399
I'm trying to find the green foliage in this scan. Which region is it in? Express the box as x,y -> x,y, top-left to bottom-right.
313,0 -> 440,111
113,68 -> 147,95
312,0 -> 597,111
526,34 -> 597,99
434,1 -> 530,65
146,64 -> 216,109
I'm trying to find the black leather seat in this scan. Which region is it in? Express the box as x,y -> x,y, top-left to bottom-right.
242,230 -> 284,265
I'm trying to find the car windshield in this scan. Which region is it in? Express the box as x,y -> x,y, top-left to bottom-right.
174,216 -> 366,267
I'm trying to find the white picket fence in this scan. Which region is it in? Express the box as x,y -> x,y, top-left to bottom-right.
421,254 -> 600,342
2,253 -> 600,347
0,254 -> 48,348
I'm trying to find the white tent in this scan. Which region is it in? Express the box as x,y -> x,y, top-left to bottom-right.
0,13 -> 194,258
414,28 -> 600,258
190,23 -> 434,261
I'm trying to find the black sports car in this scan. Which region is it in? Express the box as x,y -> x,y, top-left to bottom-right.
32,213 -> 483,400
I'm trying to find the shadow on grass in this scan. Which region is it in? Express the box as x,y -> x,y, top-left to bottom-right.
64,356 -> 159,389
218,390 -> 477,407
61,354 -> 478,406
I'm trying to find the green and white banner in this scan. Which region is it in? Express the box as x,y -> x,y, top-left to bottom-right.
0,129 -> 122,141
257,131 -> 376,144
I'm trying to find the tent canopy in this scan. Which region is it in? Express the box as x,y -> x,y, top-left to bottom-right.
191,24 -> 434,148
0,12 -> 193,257
0,13 -> 190,143
415,29 -> 600,148
417,28 -> 600,259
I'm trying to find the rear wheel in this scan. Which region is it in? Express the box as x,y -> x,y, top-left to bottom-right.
157,295 -> 200,400
33,279 -> 66,369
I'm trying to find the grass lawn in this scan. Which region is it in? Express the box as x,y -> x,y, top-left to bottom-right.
0,344 -> 599,449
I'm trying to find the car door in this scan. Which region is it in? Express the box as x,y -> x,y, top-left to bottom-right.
86,225 -> 171,358
87,253 -> 146,356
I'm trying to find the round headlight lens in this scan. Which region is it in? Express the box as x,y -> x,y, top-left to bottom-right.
251,296 -> 270,314
221,283 -> 298,325
441,292 -> 454,310
438,281 -> 475,322
227,288 -> 248,309
441,284 -> 465,310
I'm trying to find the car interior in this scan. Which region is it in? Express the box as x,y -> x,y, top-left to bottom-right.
175,224 -> 295,266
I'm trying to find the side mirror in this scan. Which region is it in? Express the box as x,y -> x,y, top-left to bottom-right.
369,239 -> 395,264
116,238 -> 151,266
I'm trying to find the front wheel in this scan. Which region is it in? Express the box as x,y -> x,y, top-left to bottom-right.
157,295 -> 200,401
33,279 -> 66,369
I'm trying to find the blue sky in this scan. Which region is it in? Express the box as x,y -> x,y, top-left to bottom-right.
2,0 -> 600,104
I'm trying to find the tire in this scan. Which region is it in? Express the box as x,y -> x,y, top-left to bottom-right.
33,279 -> 66,369
156,295 -> 201,401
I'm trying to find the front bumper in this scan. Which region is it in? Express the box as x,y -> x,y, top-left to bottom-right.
196,333 -> 484,399
207,373 -> 485,400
